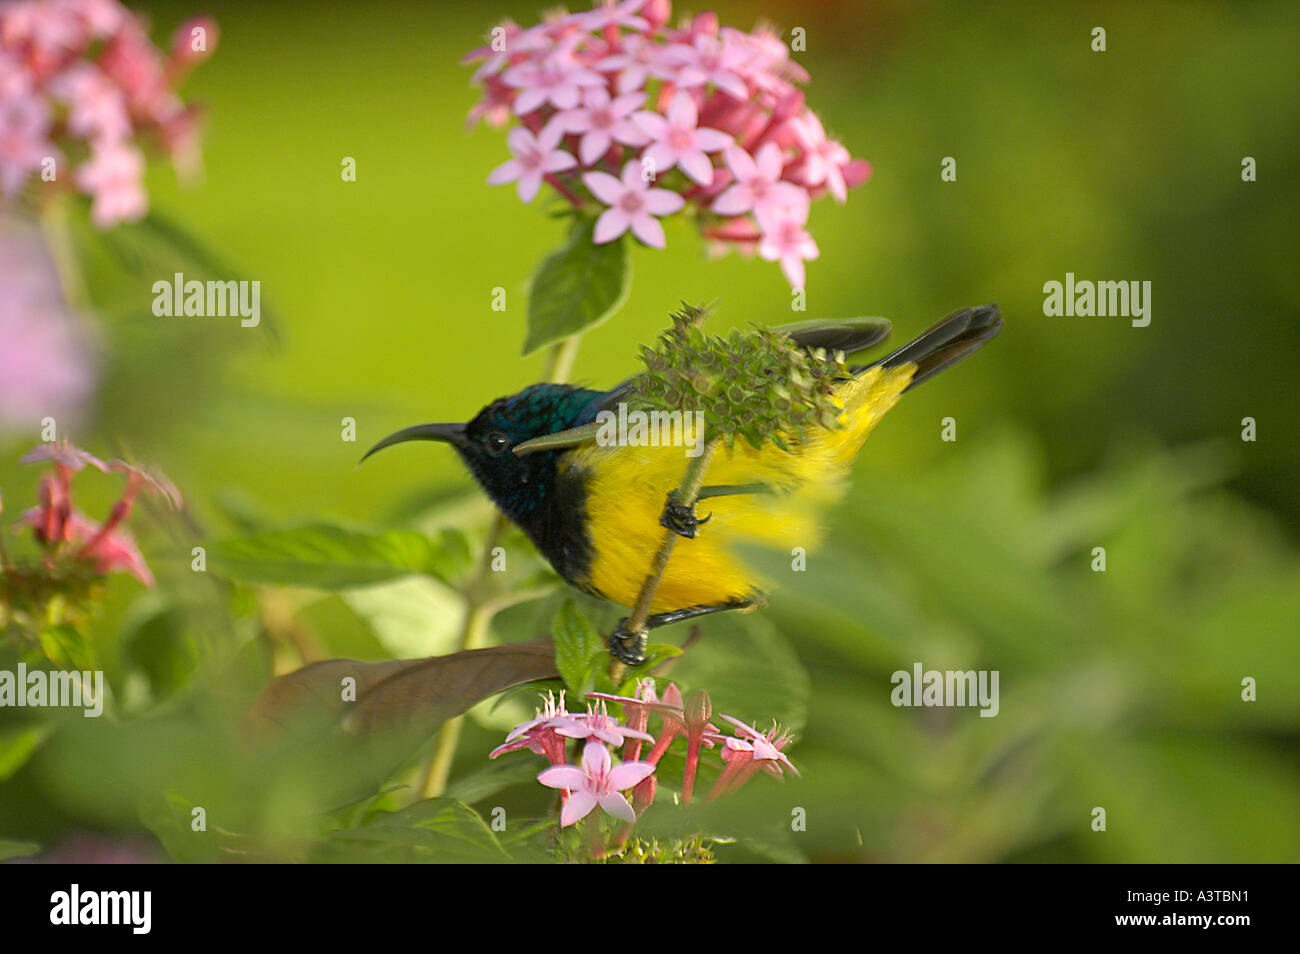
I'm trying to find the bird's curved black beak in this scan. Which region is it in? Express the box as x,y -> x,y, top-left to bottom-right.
360,422 -> 468,463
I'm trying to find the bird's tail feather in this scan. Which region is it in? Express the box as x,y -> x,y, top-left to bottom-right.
855,303 -> 1002,391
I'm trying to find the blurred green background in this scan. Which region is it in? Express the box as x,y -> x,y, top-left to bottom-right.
1,0 -> 1298,862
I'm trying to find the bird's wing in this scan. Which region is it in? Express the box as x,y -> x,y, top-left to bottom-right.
771,316 -> 893,356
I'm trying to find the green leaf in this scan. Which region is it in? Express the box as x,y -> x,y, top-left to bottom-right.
0,724 -> 53,781
248,639 -> 558,809
38,625 -> 93,672
207,523 -> 468,589
552,599 -> 602,694
0,840 -> 40,861
322,798 -> 510,862
524,217 -> 629,355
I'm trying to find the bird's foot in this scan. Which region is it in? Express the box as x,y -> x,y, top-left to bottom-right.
660,491 -> 710,539
609,619 -> 648,666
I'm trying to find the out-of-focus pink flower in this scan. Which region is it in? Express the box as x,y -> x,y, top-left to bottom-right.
487,124 -> 577,203
538,740 -> 654,827
659,32 -> 748,101
0,0 -> 216,227
0,229 -> 96,436
17,438 -> 180,586
632,92 -> 730,186
790,110 -> 853,203
62,509 -> 153,584
48,62 -> 129,143
595,34 -> 674,95
19,437 -> 106,473
712,142 -> 807,221
583,160 -> 684,247
551,86 -> 647,166
75,140 -> 145,227
502,47 -> 604,116
0,87 -> 53,195
758,205 -> 819,289
464,0 -> 868,286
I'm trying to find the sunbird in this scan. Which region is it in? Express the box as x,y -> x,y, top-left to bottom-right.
364,304 -> 1002,663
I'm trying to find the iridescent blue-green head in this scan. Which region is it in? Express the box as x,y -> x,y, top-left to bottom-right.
361,383 -> 605,523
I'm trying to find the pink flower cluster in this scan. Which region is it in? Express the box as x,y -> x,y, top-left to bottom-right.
464,0 -> 869,287
6,438 -> 180,585
491,681 -> 797,834
0,0 -> 216,228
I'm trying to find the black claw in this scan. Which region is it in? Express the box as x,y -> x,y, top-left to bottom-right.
660,492 -> 710,539
609,619 -> 648,666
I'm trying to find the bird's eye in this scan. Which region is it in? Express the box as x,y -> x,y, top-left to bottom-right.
485,431 -> 509,456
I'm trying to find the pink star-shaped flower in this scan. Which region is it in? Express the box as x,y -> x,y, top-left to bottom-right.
487,125 -> 577,203
577,0 -> 650,33
583,160 -> 684,247
502,47 -> 604,116
758,204 -> 819,288
490,690 -> 581,764
659,33 -> 749,101
551,87 -> 648,166
712,142 -> 809,221
631,92 -> 731,186
790,111 -> 853,203
595,34 -> 676,94
538,740 -> 655,827
556,702 -> 655,747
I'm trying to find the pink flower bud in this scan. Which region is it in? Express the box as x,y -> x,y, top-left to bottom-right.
685,688 -> 712,729
632,773 -> 657,815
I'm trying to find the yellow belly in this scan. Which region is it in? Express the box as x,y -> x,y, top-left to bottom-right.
565,363 -> 915,612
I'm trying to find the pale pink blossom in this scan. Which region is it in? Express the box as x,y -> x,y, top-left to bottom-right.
486,125 -> 577,203
556,701 -> 655,747
712,142 -> 809,220
659,32 -> 749,100
490,690 -> 579,763
75,140 -> 146,226
595,33 -> 675,94
537,740 -> 655,827
583,160 -> 684,247
551,87 -> 647,165
758,205 -> 819,288
790,110 -> 853,202
0,90 -> 52,196
632,92 -> 730,185
502,47 -> 604,115
577,0 -> 650,33
49,63 -> 130,143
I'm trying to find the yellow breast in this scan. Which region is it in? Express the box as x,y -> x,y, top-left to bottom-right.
564,363 -> 915,613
